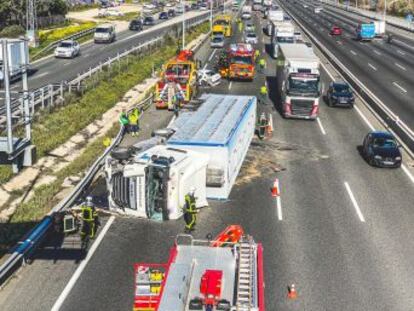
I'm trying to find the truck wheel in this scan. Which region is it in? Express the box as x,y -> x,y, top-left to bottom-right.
216,300 -> 231,311
189,297 -> 203,310
110,147 -> 131,160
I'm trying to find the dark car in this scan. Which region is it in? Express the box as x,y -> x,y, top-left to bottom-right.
190,3 -> 199,10
326,81 -> 354,108
362,131 -> 402,168
168,9 -> 175,17
159,11 -> 168,19
143,16 -> 155,26
129,19 -> 143,31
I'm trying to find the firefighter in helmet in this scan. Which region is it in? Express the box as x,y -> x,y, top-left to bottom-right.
257,112 -> 269,140
80,196 -> 99,240
183,187 -> 197,233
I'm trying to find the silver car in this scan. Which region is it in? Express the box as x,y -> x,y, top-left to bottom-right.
244,32 -> 258,44
210,35 -> 225,48
54,40 -> 80,58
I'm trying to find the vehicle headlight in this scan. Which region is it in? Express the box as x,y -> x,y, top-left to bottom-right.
374,155 -> 382,160
395,156 -> 401,161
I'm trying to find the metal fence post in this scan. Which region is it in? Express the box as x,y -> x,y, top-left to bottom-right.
49,85 -> 54,107
41,88 -> 45,109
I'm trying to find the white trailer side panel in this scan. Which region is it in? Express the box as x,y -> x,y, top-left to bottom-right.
168,94 -> 257,200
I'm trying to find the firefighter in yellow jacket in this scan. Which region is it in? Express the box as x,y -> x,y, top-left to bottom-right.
80,196 -> 99,240
183,187 -> 197,233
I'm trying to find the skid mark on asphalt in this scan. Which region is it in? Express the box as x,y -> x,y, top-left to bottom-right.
235,139 -> 329,186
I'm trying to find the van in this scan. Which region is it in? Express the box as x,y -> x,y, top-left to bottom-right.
94,24 -> 116,43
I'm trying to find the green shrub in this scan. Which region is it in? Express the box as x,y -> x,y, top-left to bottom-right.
0,25 -> 26,38
38,21 -> 96,44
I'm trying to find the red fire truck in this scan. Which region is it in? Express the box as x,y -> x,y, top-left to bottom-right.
218,44 -> 256,81
133,225 -> 265,311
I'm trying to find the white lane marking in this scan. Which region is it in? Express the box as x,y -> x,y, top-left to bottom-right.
51,216 -> 115,311
373,49 -> 381,55
276,195 -> 282,221
208,48 -> 217,62
368,63 -> 377,71
395,63 -> 406,71
350,50 -> 357,56
397,49 -> 406,55
354,105 -> 375,131
392,82 -> 407,93
228,81 -> 233,90
401,164 -> 414,184
344,182 -> 366,222
316,117 -> 327,135
36,71 -> 49,78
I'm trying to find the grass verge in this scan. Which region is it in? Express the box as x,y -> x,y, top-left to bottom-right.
95,11 -> 141,22
0,21 -> 210,255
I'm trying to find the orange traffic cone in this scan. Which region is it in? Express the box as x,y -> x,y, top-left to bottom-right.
287,284 -> 297,300
271,179 -> 279,197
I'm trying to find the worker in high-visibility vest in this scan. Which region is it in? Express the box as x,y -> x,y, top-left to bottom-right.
259,58 -> 266,73
238,20 -> 243,33
183,188 -> 197,233
128,108 -> 140,137
257,112 -> 269,140
255,49 -> 260,61
259,85 -> 268,105
80,196 -> 99,240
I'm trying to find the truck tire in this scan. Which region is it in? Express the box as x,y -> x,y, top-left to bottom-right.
110,147 -> 131,160
216,300 -> 231,310
189,298 -> 203,310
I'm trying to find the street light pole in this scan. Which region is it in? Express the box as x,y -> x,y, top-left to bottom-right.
383,0 -> 387,21
182,0 -> 185,50
210,0 -> 213,31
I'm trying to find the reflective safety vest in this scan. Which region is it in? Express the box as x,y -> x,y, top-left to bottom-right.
184,194 -> 196,213
260,86 -> 268,95
255,50 -> 260,59
259,58 -> 266,67
81,206 -> 97,222
128,112 -> 138,125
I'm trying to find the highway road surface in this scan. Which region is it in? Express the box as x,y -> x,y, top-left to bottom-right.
0,4 -> 414,311
282,0 -> 414,146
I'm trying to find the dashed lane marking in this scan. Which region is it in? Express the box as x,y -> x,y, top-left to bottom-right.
392,82 -> 407,93
368,63 -> 377,71
344,182 -> 366,222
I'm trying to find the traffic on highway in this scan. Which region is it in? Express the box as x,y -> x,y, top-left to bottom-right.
1,0 -> 414,310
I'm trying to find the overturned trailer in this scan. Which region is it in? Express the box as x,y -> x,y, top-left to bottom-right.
168,94 -> 256,200
105,94 -> 256,220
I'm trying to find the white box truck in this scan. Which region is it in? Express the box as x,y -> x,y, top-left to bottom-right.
265,10 -> 285,35
106,144 -> 209,220
374,20 -> 386,37
269,21 -> 295,58
276,43 -> 322,120
0,40 -> 28,83
168,94 -> 256,200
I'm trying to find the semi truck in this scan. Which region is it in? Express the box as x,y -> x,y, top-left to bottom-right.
356,23 -> 376,41
0,40 -> 29,83
106,94 -> 256,217
133,225 -> 265,311
276,43 -> 322,120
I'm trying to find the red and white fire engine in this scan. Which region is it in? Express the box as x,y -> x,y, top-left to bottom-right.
133,225 -> 265,311
218,44 -> 256,81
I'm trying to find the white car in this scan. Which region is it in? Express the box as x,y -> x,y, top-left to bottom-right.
200,3 -> 208,10
165,2 -> 174,7
197,69 -> 221,87
54,40 -> 80,58
210,35 -> 225,48
244,32 -> 258,44
245,23 -> 255,32
98,8 -> 124,17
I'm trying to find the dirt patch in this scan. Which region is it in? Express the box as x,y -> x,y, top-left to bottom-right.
236,138 -> 329,185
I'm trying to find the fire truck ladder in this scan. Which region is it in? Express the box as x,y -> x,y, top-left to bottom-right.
235,236 -> 258,310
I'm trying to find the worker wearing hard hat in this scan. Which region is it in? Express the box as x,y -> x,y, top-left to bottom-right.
128,108 -> 140,137
80,196 -> 99,240
259,58 -> 266,73
183,187 -> 197,233
257,112 -> 269,140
